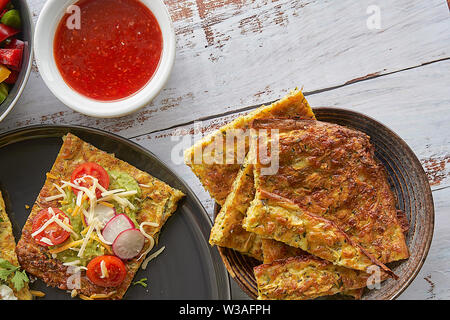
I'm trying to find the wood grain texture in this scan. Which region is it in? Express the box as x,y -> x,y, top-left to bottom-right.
131,60 -> 450,215
0,0 -> 449,138
399,187 -> 450,300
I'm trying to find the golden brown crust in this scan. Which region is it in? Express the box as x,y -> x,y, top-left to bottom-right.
260,239 -> 366,299
209,158 -> 263,261
261,239 -> 307,264
251,119 -> 409,264
15,133 -> 184,299
184,90 -> 315,205
0,192 -> 33,300
244,190 -> 395,276
254,256 -> 370,300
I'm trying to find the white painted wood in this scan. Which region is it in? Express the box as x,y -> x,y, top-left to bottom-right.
132,59 -> 450,218
399,187 -> 450,300
0,0 -> 449,138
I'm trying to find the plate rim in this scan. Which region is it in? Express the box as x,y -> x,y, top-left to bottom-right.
0,123 -> 232,300
213,106 -> 435,300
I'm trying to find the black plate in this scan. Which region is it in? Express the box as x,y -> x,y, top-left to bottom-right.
0,125 -> 231,300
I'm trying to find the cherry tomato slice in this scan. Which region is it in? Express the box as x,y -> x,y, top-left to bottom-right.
31,208 -> 71,246
71,162 -> 110,198
86,255 -> 127,287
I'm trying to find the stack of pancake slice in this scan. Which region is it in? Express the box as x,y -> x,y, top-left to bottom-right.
184,90 -> 409,300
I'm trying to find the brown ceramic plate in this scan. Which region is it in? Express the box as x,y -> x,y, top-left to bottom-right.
214,107 -> 434,300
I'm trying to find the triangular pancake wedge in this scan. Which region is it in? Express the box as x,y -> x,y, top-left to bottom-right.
249,119 -> 409,265
209,156 -> 262,261
0,192 -> 33,300
243,189 -> 395,277
254,254 -> 371,300
260,239 -> 366,299
184,90 -> 315,205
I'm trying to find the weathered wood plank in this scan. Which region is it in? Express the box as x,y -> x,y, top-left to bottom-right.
130,59 -> 450,219
130,59 -> 450,300
1,0 -> 449,138
399,187 -> 450,300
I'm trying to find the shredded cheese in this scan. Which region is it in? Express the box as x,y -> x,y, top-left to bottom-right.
54,183 -> 67,199
81,208 -> 89,227
142,246 -> 165,270
44,194 -> 65,202
49,239 -> 84,254
100,189 -> 126,197
46,172 -> 58,180
31,215 -> 58,238
91,234 -> 112,254
137,221 -> 159,263
95,225 -> 113,245
80,225 -> 90,235
53,216 -> 79,239
114,190 -> 138,197
40,237 -> 54,246
37,172 -> 166,282
88,291 -> 117,299
30,290 -> 46,298
62,260 -> 82,267
76,191 -> 84,207
43,183 -> 67,202
99,201 -> 114,208
100,260 -> 108,279
77,222 -> 96,258
61,180 -> 96,200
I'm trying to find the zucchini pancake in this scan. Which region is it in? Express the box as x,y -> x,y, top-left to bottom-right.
254,255 -> 370,300
209,155 -> 263,261
184,90 -> 315,206
259,239 -> 366,300
15,134 -> 184,300
246,119 -> 408,265
0,192 -> 32,300
186,90 -> 410,300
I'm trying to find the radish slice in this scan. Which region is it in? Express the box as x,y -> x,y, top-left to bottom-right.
82,204 -> 116,228
112,229 -> 145,260
102,214 -> 135,243
93,204 -> 116,229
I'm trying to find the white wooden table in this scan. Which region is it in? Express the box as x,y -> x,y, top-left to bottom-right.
2,0 -> 450,299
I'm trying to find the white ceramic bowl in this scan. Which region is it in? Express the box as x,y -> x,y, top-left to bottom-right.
34,0 -> 175,118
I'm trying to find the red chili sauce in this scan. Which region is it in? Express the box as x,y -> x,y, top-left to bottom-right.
54,0 -> 163,101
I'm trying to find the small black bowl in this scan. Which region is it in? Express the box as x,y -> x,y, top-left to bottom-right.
0,0 -> 33,122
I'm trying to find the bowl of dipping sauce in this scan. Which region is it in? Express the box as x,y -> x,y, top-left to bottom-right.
34,0 -> 175,118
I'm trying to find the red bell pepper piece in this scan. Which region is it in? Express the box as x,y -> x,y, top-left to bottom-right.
0,9 -> 7,19
0,48 -> 22,68
3,69 -> 17,84
0,23 -> 19,43
0,0 -> 9,13
4,38 -> 23,50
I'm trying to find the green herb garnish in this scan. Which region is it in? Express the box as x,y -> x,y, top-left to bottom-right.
132,277 -> 148,288
0,258 -> 29,291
